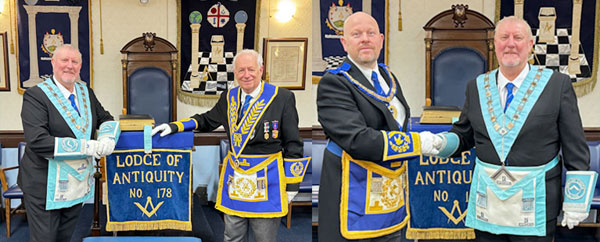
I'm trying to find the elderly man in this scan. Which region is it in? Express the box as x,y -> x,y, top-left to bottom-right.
20,44 -> 119,242
434,16 -> 594,241
152,49 -> 308,242
316,12 -> 440,241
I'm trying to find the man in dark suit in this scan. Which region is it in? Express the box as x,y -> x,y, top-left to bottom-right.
20,44 -> 118,242
434,16 -> 591,241
317,12 -> 441,241
152,49 -> 307,242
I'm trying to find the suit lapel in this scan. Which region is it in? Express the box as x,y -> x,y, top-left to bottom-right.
379,67 -> 410,130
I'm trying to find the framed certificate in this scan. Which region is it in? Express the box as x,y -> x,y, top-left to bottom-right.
262,38 -> 308,90
0,32 -> 9,92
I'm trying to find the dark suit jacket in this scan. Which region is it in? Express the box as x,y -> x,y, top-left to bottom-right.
316,59 -> 410,241
19,83 -> 114,202
449,69 -> 590,222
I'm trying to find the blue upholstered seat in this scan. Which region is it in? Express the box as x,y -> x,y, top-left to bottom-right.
0,141 -> 26,237
431,47 -> 487,107
128,67 -> 172,125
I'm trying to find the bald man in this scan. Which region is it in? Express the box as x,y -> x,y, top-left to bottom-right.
433,16 -> 593,241
317,12 -> 440,241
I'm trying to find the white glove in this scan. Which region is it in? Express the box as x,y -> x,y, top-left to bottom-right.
432,134 -> 444,150
97,137 -> 116,157
561,211 -> 589,229
419,131 -> 440,156
151,123 -> 173,137
286,191 -> 298,204
83,139 -> 104,160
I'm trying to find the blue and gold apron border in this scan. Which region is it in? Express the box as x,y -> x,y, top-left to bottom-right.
284,157 -> 311,184
215,152 -> 288,218
340,150 -> 409,239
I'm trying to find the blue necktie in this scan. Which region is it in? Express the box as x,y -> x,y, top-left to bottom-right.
504,83 -> 515,113
240,95 -> 253,117
68,94 -> 80,116
371,71 -> 385,96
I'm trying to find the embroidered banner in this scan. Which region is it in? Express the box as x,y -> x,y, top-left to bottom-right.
496,0 -> 599,96
312,0 -> 388,77
105,131 -> 194,231
406,151 -> 476,239
16,0 -> 92,93
178,0 -> 259,106
406,119 -> 475,239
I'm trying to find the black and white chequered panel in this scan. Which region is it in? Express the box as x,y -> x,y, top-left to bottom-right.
532,28 -> 591,82
182,52 -> 235,95
323,56 -> 346,70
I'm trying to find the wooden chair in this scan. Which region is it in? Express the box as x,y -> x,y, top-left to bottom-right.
424,4 -> 495,107
121,32 -> 178,124
0,142 -> 27,237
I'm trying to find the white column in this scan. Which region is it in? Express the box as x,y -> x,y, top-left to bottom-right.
235,23 -> 246,54
568,0 -> 583,75
189,23 -> 201,88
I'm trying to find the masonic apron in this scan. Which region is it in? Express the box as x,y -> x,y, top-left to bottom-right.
465,66 -> 557,236
39,79 -> 95,210
215,82 -> 310,218
327,63 -> 420,239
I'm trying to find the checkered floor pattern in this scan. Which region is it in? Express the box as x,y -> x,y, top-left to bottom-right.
182,52 -> 235,95
532,28 -> 591,82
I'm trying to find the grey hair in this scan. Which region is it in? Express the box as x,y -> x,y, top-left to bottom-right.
52,44 -> 82,60
233,49 -> 263,69
495,16 -> 534,41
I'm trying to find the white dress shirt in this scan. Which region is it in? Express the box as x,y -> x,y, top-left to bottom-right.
54,76 -> 79,108
497,65 -> 529,110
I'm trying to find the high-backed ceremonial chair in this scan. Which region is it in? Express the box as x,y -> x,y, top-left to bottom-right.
121,33 -> 178,124
0,142 -> 27,237
424,5 -> 495,107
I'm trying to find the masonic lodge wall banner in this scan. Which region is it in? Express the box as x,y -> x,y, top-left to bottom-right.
497,0 -> 599,96
178,0 -> 259,106
313,0 -> 389,77
16,0 -> 92,93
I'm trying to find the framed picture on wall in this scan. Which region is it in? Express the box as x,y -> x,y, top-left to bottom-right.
262,38 -> 308,90
0,32 -> 9,92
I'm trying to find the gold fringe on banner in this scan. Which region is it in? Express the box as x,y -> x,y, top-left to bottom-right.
106,221 -> 192,232
177,89 -> 220,107
406,228 -> 475,240
573,0 -> 600,97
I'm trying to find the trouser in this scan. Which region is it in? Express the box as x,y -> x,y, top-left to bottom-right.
474,218 -> 557,242
223,214 -> 280,242
23,192 -> 82,242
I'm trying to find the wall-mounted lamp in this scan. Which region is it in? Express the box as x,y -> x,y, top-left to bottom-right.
140,0 -> 149,4
274,0 -> 295,22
